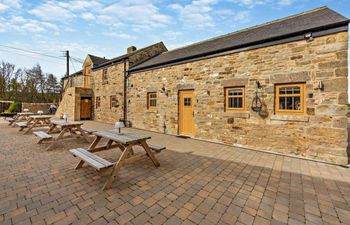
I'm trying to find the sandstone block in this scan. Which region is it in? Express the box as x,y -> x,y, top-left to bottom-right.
315,104 -> 347,116
323,78 -> 347,92
270,71 -> 310,84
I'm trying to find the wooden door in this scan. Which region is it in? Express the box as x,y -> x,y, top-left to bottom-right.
80,98 -> 92,120
179,90 -> 195,136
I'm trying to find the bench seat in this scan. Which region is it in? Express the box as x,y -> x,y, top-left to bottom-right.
81,127 -> 96,135
33,131 -> 52,143
16,122 -> 28,127
70,148 -> 113,171
149,144 -> 166,153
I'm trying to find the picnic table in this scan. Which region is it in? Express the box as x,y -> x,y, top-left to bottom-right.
70,130 -> 161,190
9,112 -> 34,126
22,115 -> 52,134
46,120 -> 90,150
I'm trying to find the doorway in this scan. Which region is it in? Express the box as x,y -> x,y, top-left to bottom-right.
178,90 -> 195,136
80,97 -> 92,120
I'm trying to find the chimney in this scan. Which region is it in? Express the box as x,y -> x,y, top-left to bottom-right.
127,46 -> 137,54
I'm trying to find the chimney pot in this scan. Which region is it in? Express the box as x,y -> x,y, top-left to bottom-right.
127,46 -> 137,54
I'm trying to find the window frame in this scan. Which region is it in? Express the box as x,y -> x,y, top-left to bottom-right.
102,69 -> 108,83
147,92 -> 157,110
95,96 -> 101,109
110,95 -> 117,109
275,83 -> 305,115
225,86 -> 245,112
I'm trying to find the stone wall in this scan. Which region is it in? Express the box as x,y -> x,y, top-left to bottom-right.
22,103 -> 53,114
55,87 -> 91,121
92,63 -> 125,123
127,32 -> 349,164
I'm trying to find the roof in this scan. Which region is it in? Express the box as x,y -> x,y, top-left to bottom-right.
130,7 -> 349,72
88,54 -> 110,66
62,70 -> 82,79
92,42 -> 166,70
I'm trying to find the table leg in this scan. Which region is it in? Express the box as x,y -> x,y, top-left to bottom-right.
76,126 -> 90,142
47,124 -> 57,134
140,140 -> 160,167
46,127 -> 68,151
75,136 -> 102,169
102,144 -> 133,190
24,119 -> 37,134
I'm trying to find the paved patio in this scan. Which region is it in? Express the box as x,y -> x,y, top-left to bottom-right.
0,120 -> 350,225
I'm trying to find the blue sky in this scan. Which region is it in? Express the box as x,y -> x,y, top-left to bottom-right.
0,0 -> 349,79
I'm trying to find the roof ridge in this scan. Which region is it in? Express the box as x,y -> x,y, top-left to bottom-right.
164,6 -> 329,54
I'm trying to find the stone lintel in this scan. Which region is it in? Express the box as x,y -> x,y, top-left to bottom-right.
146,87 -> 158,92
270,71 -> 310,84
176,83 -> 195,90
221,78 -> 248,87
270,114 -> 309,122
224,111 -> 250,119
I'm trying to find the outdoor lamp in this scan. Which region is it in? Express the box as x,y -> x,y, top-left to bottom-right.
63,114 -> 69,122
37,110 -> 43,115
115,121 -> 125,133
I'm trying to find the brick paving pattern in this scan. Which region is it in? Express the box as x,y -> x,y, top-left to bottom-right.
0,120 -> 350,225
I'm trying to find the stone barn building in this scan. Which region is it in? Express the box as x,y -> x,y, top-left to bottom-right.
59,7 -> 349,164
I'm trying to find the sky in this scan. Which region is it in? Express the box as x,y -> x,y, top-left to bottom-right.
0,0 -> 349,80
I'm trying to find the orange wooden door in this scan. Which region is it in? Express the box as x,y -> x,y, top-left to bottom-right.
80,98 -> 92,120
179,90 -> 195,136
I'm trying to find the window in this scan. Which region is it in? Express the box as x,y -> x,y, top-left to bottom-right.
96,96 -> 101,109
225,87 -> 245,111
275,83 -> 305,114
147,92 -> 157,110
102,69 -> 108,83
110,95 -> 118,108
184,98 -> 191,106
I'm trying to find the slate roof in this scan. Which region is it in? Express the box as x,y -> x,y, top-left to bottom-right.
92,42 -> 167,70
88,54 -> 110,66
130,7 -> 349,72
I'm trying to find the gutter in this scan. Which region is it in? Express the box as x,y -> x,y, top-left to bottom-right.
129,22 -> 349,74
123,59 -> 128,125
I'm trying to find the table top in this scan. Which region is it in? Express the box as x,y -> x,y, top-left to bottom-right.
18,112 -> 34,115
30,115 -> 52,119
51,120 -> 83,126
94,130 -> 151,145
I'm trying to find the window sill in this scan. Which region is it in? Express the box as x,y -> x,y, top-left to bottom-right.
270,114 -> 309,122
224,111 -> 250,118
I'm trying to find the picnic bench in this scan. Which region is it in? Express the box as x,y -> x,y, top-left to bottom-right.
22,115 -> 52,134
16,122 -> 28,131
33,131 -> 53,144
46,120 -> 89,150
9,112 -> 34,126
70,130 -> 164,190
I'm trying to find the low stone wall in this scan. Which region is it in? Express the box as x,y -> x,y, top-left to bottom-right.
21,103 -> 54,114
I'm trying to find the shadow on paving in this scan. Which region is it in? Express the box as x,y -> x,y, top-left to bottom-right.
0,120 -> 350,225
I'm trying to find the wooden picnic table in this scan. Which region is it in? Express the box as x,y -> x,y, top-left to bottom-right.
46,120 -> 89,150
22,115 -> 52,134
9,112 -> 34,126
71,130 -> 160,190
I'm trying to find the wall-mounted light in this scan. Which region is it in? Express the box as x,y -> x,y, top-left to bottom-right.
304,33 -> 313,42
318,81 -> 324,91
207,90 -> 210,96
256,81 -> 261,88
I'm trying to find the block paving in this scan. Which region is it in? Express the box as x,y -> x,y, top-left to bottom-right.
0,120 -> 350,225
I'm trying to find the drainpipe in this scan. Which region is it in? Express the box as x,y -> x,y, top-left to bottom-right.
123,59 -> 128,125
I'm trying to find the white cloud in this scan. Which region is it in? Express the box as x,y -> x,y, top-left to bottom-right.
21,22 -> 45,32
30,1 -> 74,21
103,32 -> 137,40
0,3 -> 9,11
99,0 -> 171,29
169,0 -> 218,29
81,12 -> 95,20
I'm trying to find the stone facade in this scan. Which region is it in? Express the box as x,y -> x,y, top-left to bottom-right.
127,32 -> 349,164
55,87 -> 91,121
92,63 -> 125,124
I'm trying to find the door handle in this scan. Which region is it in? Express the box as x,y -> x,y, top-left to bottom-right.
192,112 -> 194,117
